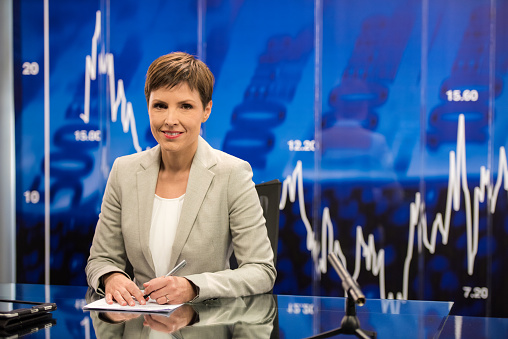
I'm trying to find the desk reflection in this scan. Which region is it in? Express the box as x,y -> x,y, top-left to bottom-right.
86,288 -> 278,339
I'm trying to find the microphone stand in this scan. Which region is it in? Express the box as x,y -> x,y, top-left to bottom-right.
305,253 -> 377,339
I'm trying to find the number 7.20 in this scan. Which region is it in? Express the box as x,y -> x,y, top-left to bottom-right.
462,286 -> 488,299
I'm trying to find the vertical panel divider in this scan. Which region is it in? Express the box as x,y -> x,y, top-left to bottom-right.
485,0 -> 497,318
198,0 -> 206,138
313,0 -> 324,335
313,0 -> 323,287
418,0 -> 429,301
43,0 -> 50,292
0,0 -> 16,284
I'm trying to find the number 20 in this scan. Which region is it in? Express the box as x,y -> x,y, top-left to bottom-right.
22,62 -> 39,75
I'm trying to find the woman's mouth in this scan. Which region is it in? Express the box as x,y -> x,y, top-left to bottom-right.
163,131 -> 182,139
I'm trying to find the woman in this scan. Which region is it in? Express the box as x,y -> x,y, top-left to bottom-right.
85,52 -> 276,306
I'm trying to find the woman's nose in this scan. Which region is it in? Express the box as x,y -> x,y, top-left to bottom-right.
164,109 -> 178,125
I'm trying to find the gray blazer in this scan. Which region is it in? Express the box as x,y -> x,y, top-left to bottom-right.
85,136 -> 276,301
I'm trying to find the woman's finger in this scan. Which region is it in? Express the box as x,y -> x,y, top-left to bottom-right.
113,290 -> 128,306
105,293 -> 114,305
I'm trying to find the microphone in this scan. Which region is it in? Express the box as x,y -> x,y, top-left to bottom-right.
304,253 -> 377,338
328,252 -> 365,306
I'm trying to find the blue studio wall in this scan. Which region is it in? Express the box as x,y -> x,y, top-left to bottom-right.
12,0 -> 508,318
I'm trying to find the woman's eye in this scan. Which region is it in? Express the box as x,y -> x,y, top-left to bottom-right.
153,103 -> 166,109
182,103 -> 193,110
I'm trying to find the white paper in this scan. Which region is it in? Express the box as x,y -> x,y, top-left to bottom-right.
83,298 -> 183,314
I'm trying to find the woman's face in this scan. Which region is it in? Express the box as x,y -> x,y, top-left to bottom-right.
148,82 -> 212,158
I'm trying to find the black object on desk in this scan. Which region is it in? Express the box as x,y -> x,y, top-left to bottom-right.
306,253 -> 377,339
0,299 -> 57,337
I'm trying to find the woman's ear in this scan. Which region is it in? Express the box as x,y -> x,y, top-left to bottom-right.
202,100 -> 212,122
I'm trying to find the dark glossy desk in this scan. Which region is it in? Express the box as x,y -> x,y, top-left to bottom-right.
1,284 -> 507,338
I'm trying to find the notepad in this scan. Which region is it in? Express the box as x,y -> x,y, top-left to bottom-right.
83,298 -> 182,314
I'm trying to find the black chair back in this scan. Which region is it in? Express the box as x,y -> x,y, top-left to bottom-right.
255,179 -> 281,265
230,179 -> 281,268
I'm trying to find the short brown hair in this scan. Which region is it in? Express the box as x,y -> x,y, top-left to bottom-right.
144,52 -> 214,109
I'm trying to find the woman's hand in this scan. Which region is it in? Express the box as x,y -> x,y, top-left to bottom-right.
143,276 -> 196,304
103,272 -> 146,306
143,305 -> 196,333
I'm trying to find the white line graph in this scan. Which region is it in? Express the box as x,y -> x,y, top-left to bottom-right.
81,10 -> 142,152
280,114 -> 508,300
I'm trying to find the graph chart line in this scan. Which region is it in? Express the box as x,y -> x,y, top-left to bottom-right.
81,10 -> 142,153
280,114 -> 507,300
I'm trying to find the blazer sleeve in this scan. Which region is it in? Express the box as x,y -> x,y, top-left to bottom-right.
85,159 -> 131,293
184,160 -> 277,301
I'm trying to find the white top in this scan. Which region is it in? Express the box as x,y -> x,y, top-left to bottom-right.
149,194 -> 185,277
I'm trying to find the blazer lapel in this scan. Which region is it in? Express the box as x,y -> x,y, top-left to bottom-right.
137,145 -> 161,276
169,137 -> 216,269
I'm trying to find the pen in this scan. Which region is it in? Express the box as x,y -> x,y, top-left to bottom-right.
143,259 -> 187,299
